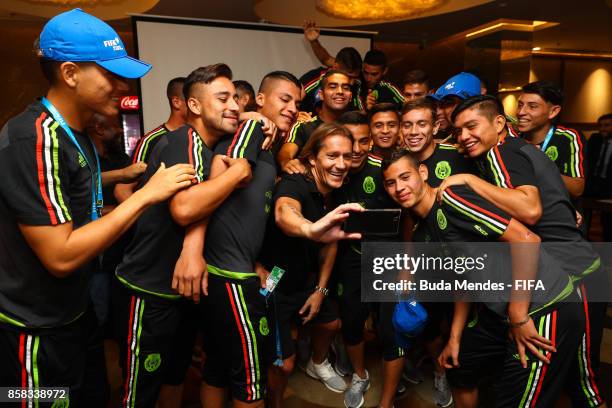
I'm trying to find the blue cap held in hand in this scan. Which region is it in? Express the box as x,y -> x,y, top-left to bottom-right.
39,8 -> 151,79
392,298 -> 428,349
431,72 -> 481,101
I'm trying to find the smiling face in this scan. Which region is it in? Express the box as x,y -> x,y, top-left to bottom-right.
257,78 -> 301,132
189,76 -> 240,135
319,73 -> 352,112
309,134 -> 353,194
516,92 -> 560,134
72,63 -> 129,117
401,107 -> 439,154
383,156 -> 428,209
371,110 -> 400,150
344,123 -> 371,170
455,107 -> 504,158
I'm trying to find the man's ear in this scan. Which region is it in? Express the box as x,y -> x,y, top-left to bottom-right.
419,163 -> 429,182
432,119 -> 440,136
494,114 -> 507,134
59,62 -> 79,88
187,96 -> 202,116
548,104 -> 561,121
255,92 -> 265,109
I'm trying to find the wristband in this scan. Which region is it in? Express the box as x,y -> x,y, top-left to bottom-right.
507,315 -> 531,328
314,286 -> 329,296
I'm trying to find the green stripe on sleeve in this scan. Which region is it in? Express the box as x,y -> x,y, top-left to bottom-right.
559,131 -> 578,177
486,154 -> 503,187
288,122 -> 301,144
50,122 -> 72,222
238,121 -> 257,159
442,196 -> 504,235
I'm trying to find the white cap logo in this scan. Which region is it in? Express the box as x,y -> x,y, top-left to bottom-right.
103,37 -> 123,51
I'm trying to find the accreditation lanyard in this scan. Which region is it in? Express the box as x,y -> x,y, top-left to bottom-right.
539,126 -> 556,152
41,97 -> 103,221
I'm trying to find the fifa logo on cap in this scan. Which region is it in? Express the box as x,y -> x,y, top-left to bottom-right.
103,37 -> 123,51
444,81 -> 455,90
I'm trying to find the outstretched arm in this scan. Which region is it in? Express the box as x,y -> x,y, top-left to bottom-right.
275,198 -> 363,242
303,20 -> 335,67
438,174 -> 542,225
20,163 -> 195,277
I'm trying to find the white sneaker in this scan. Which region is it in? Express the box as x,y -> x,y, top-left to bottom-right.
344,371 -> 370,407
306,358 -> 348,393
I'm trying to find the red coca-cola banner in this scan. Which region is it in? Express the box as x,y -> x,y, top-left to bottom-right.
120,96 -> 139,111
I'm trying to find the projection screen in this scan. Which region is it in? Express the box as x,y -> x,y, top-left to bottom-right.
132,15 -> 375,134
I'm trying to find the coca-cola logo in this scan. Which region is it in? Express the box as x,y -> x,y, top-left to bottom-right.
120,96 -> 139,110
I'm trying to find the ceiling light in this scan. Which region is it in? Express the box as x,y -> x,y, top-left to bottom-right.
465,19 -> 558,39
532,47 -> 541,51
316,0 -> 448,21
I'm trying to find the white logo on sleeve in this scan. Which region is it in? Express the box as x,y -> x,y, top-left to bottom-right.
103,37 -> 124,51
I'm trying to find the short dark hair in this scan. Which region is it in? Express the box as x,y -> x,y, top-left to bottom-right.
335,47 -> 362,73
298,122 -> 353,175
451,95 -> 505,124
39,58 -> 62,85
183,63 -> 232,99
401,98 -> 437,122
320,69 -> 350,89
521,81 -> 564,106
597,113 -> 612,124
166,77 -> 186,101
368,102 -> 400,123
233,80 -> 255,98
403,69 -> 430,87
382,149 -> 420,173
337,111 -> 369,126
258,71 -> 301,93
364,50 -> 387,67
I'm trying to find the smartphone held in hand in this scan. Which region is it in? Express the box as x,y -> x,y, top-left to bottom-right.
343,208 -> 401,236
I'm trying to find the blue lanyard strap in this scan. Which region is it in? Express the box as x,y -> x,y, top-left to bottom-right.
540,126 -> 555,152
41,97 -> 103,221
271,292 -> 284,367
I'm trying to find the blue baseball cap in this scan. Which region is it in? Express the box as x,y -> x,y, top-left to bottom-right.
392,298 -> 428,349
431,72 -> 481,101
39,8 -> 151,79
